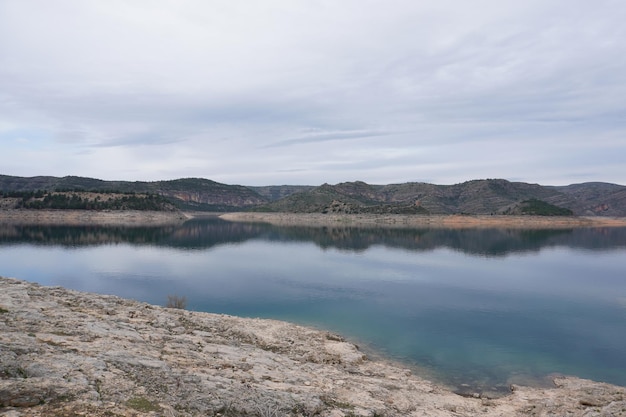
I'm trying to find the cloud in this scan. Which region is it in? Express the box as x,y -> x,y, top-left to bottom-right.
264,129 -> 393,148
1,0 -> 625,185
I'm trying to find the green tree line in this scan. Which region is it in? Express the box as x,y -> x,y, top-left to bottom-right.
1,191 -> 172,211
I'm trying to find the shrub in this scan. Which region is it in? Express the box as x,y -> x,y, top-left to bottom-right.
166,295 -> 187,309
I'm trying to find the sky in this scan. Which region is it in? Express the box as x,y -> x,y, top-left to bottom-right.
1,0 -> 625,186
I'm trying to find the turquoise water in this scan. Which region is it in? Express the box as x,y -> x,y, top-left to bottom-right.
1,217 -> 625,394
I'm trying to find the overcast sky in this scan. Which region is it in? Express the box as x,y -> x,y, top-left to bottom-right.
1,1 -> 625,186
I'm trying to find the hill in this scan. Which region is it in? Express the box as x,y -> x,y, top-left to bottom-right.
1,175 -> 625,216
260,179 -> 626,216
549,182 -> 626,216
0,190 -> 177,212
257,182 -> 429,214
248,185 -> 315,201
154,178 -> 268,211
0,175 -> 269,212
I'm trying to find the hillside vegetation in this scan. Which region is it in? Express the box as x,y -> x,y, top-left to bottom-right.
257,179 -> 625,216
0,176 -> 266,212
1,175 -> 625,216
0,190 -> 176,211
502,198 -> 574,216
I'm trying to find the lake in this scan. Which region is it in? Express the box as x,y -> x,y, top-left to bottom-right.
1,216 -> 625,395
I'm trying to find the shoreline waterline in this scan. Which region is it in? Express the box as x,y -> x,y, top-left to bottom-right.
0,209 -> 190,226
219,212 -> 626,229
1,276 -> 625,416
3,209 -> 626,229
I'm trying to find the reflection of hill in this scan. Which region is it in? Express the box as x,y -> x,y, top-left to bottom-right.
0,218 -> 272,249
264,226 -> 626,256
0,224 -> 178,247
160,218 -> 274,249
1,217 -> 625,256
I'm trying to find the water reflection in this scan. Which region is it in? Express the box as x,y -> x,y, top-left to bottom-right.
2,216 -> 625,255
0,224 -> 178,247
1,217 -> 625,393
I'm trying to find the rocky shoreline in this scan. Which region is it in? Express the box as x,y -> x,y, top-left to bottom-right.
1,277 -> 624,416
219,212 -> 626,229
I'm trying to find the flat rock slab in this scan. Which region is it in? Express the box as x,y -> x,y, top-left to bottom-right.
1,277 -> 624,416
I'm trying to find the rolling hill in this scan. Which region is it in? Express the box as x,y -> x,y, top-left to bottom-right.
257,179 -> 626,216
0,175 -> 268,211
1,175 -> 625,216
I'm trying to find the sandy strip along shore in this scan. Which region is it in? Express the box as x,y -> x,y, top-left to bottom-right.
1,277 -> 625,416
220,212 -> 626,229
0,209 -> 190,226
3,210 -> 625,229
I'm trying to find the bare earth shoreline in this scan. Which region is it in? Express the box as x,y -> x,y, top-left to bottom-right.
0,209 -> 190,226
219,212 -> 626,229
2,209 -> 626,229
1,277 -> 625,417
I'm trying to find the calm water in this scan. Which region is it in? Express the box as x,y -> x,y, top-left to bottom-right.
1,217 -> 625,394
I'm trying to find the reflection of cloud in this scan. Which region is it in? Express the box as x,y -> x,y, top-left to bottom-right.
618,297 -> 626,309
269,276 -> 378,300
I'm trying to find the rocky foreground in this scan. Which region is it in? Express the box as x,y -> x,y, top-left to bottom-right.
1,278 -> 625,417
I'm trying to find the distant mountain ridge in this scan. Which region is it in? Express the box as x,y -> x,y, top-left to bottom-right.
255,179 -> 626,216
0,176 -> 266,212
1,174 -> 625,216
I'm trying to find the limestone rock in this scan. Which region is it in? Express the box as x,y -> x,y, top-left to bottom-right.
1,277 -> 624,416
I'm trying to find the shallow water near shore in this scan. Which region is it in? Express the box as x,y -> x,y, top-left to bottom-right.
1,216 -> 625,393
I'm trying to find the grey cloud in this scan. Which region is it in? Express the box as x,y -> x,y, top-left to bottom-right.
264,130 -> 393,149
1,1 -> 625,185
